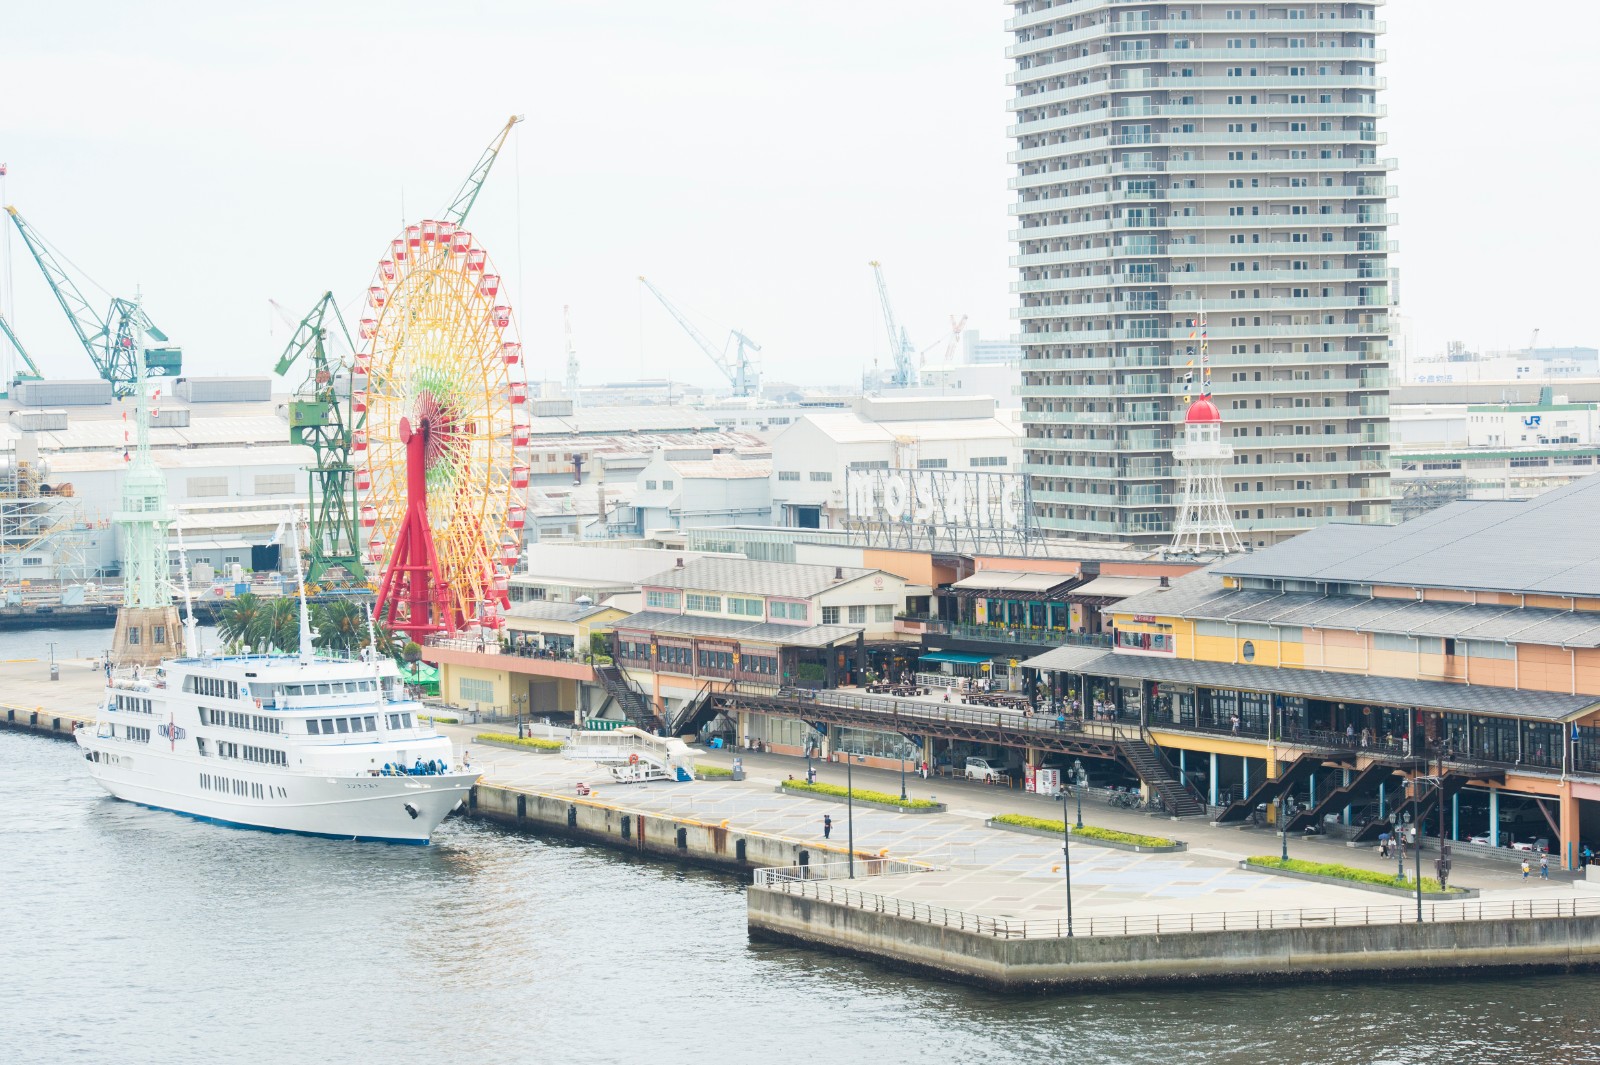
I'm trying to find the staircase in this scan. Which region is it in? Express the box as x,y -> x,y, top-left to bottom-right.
1286,758 -> 1415,833
1350,771 -> 1476,843
593,664 -> 659,731
667,682 -> 717,738
1119,737 -> 1206,818
1214,753 -> 1323,824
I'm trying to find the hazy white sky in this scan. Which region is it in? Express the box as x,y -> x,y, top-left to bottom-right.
0,1 -> 1595,393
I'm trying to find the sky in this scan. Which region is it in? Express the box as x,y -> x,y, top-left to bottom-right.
0,1 -> 1595,394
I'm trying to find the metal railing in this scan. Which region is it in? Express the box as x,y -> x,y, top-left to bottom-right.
753,859 -> 936,887
756,880 -> 1600,940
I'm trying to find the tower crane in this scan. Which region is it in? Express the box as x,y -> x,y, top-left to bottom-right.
274,115 -> 523,585
637,277 -> 761,397
5,205 -> 181,396
563,304 -> 581,406
442,115 -> 525,226
0,309 -> 42,393
869,260 -> 917,388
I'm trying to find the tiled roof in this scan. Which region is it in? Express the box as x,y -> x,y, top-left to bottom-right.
641,556 -> 881,599
612,610 -> 861,648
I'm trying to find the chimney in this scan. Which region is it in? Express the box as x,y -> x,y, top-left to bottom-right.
1160,575 -> 1170,588
833,566 -> 844,581
676,556 -> 684,568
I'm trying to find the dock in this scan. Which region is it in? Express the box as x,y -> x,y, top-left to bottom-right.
0,657 -> 104,738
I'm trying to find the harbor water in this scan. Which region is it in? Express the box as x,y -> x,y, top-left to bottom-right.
6,628 -> 1600,1065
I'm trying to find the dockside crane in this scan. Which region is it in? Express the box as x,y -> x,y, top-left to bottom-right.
5,205 -> 182,396
0,309 -> 42,393
276,293 -> 363,585
637,277 -> 761,397
869,260 -> 917,388
274,115 -> 525,585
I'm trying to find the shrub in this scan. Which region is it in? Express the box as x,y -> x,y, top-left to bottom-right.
1246,855 -> 1454,893
474,732 -> 562,751
428,716 -> 460,725
695,764 -> 734,779
794,663 -> 828,683
991,813 -> 1177,849
781,779 -> 940,809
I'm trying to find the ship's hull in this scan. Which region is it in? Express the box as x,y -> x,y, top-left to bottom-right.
76,732 -> 475,844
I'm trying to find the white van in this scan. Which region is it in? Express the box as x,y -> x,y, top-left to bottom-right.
965,757 -> 1007,784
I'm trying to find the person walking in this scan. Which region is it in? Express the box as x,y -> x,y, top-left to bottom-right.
1521,857 -> 1531,880
1540,854 -> 1550,880
823,814 -> 832,840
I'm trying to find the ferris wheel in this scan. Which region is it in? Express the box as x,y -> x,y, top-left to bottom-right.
353,219 -> 531,638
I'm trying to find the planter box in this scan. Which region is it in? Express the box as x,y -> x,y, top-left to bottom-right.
477,737 -> 562,754
986,818 -> 1186,853
775,784 -> 946,815
1241,860 -> 1478,900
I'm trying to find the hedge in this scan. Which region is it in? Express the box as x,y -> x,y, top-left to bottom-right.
695,764 -> 734,779
991,813 -> 1178,849
1246,855 -> 1454,893
427,716 -> 459,725
780,779 -> 940,810
474,733 -> 563,751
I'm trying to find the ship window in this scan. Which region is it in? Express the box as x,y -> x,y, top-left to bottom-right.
336,718 -> 350,734
307,720 -> 320,735
321,718 -> 334,733
365,716 -> 377,731
350,717 -> 364,733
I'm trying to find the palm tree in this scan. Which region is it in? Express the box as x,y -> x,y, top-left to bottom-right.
313,601 -> 368,657
219,593 -> 266,650
243,597 -> 300,653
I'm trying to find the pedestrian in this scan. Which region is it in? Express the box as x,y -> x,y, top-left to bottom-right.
1522,857 -> 1531,880
1230,714 -> 1240,736
1540,854 -> 1550,880
1584,845 -> 1594,869
823,814 -> 832,840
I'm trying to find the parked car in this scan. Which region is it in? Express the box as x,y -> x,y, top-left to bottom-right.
1466,833 -> 1493,846
964,757 -> 1008,784
1511,838 -> 1551,854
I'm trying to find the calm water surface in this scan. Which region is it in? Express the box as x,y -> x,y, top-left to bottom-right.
4,627 -> 1600,1065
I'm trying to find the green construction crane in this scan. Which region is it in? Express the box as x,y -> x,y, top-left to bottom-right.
441,114 -> 524,226
278,293 -> 365,587
4,205 -> 182,396
0,310 -> 43,395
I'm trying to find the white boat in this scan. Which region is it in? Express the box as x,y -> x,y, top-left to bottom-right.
75,653 -> 478,844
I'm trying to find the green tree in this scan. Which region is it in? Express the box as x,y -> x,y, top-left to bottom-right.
218,593 -> 266,649
313,600 -> 369,657
402,641 -> 423,679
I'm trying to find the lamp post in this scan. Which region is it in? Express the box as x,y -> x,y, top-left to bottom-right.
1072,758 -> 1085,829
846,746 -> 856,879
1061,780 -> 1075,937
512,692 -> 528,737
1409,775 -> 1440,924
899,743 -> 908,802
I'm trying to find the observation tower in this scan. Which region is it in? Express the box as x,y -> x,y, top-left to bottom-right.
1171,396 -> 1243,555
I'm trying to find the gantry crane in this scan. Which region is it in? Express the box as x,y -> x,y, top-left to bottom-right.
278,293 -> 364,585
274,115 -> 525,584
0,310 -> 42,395
869,260 -> 917,388
637,277 -> 761,397
5,206 -> 182,396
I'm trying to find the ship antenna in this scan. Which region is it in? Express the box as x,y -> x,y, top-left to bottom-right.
174,517 -> 201,657
277,507 -> 316,665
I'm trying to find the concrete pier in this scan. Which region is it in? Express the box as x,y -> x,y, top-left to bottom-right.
0,658 -> 104,740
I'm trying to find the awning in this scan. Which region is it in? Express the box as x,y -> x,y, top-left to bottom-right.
1068,576 -> 1162,600
919,651 -> 993,666
1020,645 -> 1111,673
951,570 -> 1073,594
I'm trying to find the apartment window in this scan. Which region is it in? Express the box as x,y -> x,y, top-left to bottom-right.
770,601 -> 809,621
848,605 -> 867,625
644,591 -> 682,610
777,471 -> 800,482
874,604 -> 894,623
821,606 -> 840,625
685,594 -> 722,613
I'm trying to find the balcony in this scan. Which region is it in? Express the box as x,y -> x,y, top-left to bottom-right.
898,615 -> 1114,651
1009,76 -> 1386,111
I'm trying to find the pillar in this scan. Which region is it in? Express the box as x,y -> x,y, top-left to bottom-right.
1561,791 -> 1578,870
1342,767 -> 1352,826
1489,788 -> 1499,847
1377,780 -> 1384,819
1311,773 -> 1319,809
1242,756 -> 1250,797
1452,792 -> 1460,842
1209,752 -> 1219,807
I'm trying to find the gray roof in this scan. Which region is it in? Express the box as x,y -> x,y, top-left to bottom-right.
1114,569 -> 1600,649
506,601 -> 616,624
612,610 -> 862,648
1074,652 -> 1599,722
640,556 -> 881,599
1020,645 -> 1113,672
1214,476 -> 1600,597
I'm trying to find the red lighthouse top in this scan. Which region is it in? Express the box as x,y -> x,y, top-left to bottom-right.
1185,395 -> 1222,424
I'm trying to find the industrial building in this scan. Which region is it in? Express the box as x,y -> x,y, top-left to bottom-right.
1008,0 -> 1395,546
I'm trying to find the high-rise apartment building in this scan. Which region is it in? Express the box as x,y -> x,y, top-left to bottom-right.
1008,1 -> 1394,547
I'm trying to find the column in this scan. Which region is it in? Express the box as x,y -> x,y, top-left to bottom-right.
1561,791 -> 1578,870
1209,752 -> 1219,807
1489,788 -> 1499,847
1242,757 -> 1250,797
1342,767 -> 1352,826
1452,792 -> 1460,842
1377,781 -> 1384,819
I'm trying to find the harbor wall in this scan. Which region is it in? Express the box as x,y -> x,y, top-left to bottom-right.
0,704 -> 91,741
470,781 -> 891,874
747,887 -> 1600,991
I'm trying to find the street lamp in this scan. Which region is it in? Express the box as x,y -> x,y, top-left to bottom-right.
1061,778 -> 1075,937
846,745 -> 856,879
899,743 -> 908,802
1279,790 -> 1289,862
512,692 -> 528,736
1072,758 -> 1086,829
1409,775 -> 1441,924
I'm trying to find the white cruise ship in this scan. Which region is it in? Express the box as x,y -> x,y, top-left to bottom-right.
75,652 -> 478,844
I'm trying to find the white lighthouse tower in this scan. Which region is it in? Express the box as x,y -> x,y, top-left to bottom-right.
1171,395 -> 1244,554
